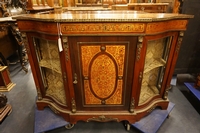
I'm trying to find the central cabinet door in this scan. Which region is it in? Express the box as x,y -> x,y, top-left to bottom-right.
69,36 -> 137,111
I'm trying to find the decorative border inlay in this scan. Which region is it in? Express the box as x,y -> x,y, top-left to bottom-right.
61,23 -> 145,33
146,20 -> 188,34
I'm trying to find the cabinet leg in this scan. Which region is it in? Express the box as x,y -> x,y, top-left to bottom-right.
123,121 -> 131,131
65,123 -> 74,129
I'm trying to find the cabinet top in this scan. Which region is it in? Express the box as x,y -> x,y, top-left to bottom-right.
13,11 -> 193,22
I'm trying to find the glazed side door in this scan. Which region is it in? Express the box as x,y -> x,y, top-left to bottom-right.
68,36 -> 137,111
133,32 -> 179,108
27,33 -> 70,109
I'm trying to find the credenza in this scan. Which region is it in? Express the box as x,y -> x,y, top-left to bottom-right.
14,11 -> 193,129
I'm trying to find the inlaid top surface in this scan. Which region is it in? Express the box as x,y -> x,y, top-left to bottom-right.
13,11 -> 193,22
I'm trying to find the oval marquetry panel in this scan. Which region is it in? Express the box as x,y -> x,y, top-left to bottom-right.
89,53 -> 117,99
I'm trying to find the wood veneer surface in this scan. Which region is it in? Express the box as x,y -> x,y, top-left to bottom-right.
13,11 -> 193,22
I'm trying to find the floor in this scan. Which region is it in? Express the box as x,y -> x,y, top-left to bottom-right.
1,63 -> 200,133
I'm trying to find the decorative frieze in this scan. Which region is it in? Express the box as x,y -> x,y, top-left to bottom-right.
146,20 -> 188,34
61,23 -> 145,34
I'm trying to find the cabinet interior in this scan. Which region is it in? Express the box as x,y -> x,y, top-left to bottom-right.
33,38 -> 67,105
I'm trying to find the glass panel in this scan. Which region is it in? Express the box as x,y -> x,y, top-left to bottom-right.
33,38 -> 67,105
139,36 -> 172,105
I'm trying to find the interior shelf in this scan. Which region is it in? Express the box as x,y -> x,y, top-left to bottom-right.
39,59 -> 61,74
144,58 -> 166,74
139,85 -> 159,105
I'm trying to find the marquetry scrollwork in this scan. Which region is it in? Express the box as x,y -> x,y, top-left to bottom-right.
175,31 -> 184,53
71,98 -> 76,113
62,37 -> 69,61
87,115 -> 119,122
146,20 -> 188,34
136,36 -> 143,61
129,97 -> 135,113
61,23 -> 145,33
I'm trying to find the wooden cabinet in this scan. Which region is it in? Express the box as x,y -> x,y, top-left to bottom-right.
128,3 -> 169,13
14,11 -> 192,126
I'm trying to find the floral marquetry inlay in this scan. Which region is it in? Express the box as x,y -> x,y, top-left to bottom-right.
146,20 -> 188,34
90,54 -> 116,99
61,23 -> 145,34
81,45 -> 125,105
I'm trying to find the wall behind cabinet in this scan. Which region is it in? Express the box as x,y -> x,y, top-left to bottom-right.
174,0 -> 200,74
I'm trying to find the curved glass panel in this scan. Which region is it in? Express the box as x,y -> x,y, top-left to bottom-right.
139,36 -> 172,105
33,37 -> 67,105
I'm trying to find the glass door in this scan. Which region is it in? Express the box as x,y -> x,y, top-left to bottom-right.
139,36 -> 172,105
33,37 -> 67,106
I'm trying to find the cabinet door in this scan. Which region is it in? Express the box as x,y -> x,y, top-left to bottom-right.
32,37 -> 67,106
138,34 -> 176,106
69,36 -> 137,111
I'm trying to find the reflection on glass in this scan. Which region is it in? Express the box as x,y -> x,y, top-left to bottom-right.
139,36 -> 172,105
33,38 -> 67,105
